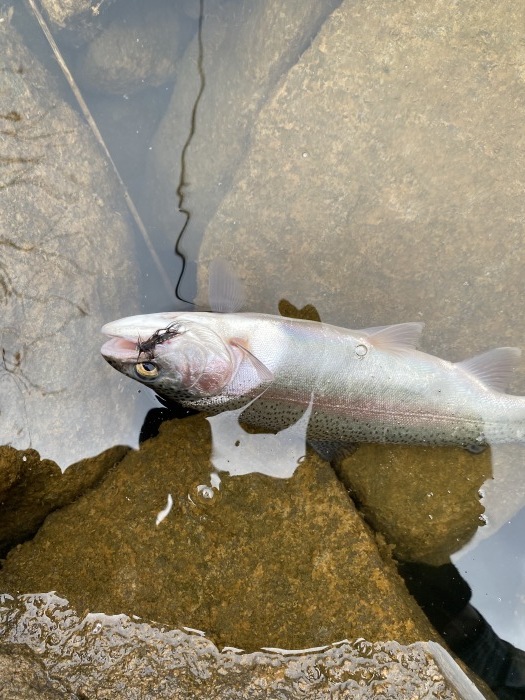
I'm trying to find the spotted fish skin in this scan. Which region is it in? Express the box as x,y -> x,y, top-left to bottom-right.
101,311 -> 525,448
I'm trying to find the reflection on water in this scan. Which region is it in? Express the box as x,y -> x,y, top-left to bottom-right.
207,401 -> 311,479
1,0 -> 525,697
456,506 -> 525,651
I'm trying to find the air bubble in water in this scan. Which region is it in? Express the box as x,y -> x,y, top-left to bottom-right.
196,485 -> 215,500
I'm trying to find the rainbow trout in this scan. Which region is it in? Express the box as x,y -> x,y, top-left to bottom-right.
101,312 -> 525,450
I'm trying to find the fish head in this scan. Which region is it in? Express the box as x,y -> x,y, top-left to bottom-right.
101,313 -> 239,401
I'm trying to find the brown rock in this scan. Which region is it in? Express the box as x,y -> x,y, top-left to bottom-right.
0,644 -> 74,700
0,445 -> 128,557
334,444 -> 490,565
0,414 -> 437,651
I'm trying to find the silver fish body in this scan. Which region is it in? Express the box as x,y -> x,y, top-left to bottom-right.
101,312 -> 525,448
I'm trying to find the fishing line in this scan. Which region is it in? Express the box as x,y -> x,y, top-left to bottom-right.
174,0 -> 206,307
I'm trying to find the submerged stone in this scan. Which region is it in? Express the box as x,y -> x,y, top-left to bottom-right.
0,414 -> 437,651
145,0 -> 341,266
196,0 -> 525,401
39,0 -> 114,31
0,444 -> 128,558
334,444 -> 490,565
76,0 -> 193,95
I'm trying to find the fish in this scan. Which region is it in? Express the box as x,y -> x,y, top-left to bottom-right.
101,311 -> 525,451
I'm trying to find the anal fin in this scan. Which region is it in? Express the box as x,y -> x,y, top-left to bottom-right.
308,439 -> 357,463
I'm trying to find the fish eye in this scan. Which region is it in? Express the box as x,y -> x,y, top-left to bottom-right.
135,361 -> 159,379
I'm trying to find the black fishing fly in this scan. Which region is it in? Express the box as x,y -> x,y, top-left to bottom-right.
136,322 -> 181,360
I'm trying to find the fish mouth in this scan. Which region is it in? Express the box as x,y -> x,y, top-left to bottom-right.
101,336 -> 138,361
101,313 -> 181,360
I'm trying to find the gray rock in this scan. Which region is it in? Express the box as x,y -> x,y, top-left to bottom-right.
0,592 -> 490,699
145,0 -> 341,272
0,22 -> 146,467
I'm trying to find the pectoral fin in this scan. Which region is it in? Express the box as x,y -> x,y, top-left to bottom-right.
231,340 -> 274,383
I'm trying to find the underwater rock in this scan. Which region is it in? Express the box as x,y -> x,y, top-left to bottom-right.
76,0 -> 193,95
0,593 -> 492,699
145,0 -> 341,265
39,0 -> 114,32
0,445 -> 128,557
83,87 -> 172,202
0,21 -> 146,467
0,414 -> 438,651
334,444 -> 490,566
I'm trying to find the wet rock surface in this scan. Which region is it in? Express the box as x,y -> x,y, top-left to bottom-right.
0,643 -> 74,700
0,444 -> 128,557
0,414 -> 437,651
0,593 -> 488,700
0,19 -> 145,466
335,444 -> 490,565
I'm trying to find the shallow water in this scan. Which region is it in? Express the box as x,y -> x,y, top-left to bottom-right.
1,0 -> 525,697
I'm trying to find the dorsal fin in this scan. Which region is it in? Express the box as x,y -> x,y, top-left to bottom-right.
208,258 -> 245,313
360,322 -> 425,353
457,347 -> 521,392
